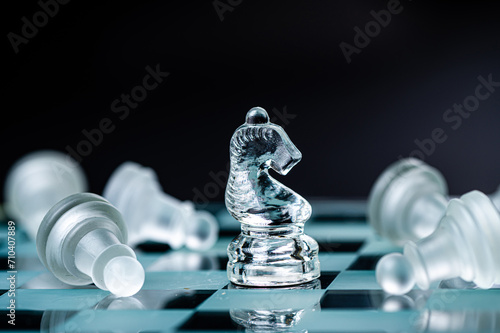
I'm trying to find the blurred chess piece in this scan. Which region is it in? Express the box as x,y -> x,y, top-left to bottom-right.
368,158 -> 448,245
225,107 -> 319,287
103,162 -> 218,251
4,150 -> 87,240
229,279 -> 321,333
368,158 -> 500,245
491,184 -> 500,211
376,191 -> 500,295
37,193 -> 145,297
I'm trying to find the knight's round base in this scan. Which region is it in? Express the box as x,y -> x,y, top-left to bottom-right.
227,233 -> 320,287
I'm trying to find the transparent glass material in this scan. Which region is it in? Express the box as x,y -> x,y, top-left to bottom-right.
147,251 -> 219,271
228,279 -> 322,332
94,294 -> 146,310
491,185 -> 500,211
376,191 -> 500,295
36,193 -> 144,297
414,310 -> 500,332
41,295 -> 147,331
369,158 -> 500,246
368,158 -> 449,245
103,162 -> 219,251
4,150 -> 87,240
225,107 -> 320,287
376,252 -> 415,295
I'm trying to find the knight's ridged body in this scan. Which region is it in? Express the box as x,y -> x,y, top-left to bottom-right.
225,107 -> 320,287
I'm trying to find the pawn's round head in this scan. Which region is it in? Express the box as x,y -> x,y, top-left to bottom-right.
245,107 -> 269,124
376,253 -> 415,295
103,256 -> 145,297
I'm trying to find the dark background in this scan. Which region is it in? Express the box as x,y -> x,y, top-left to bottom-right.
3,1 -> 500,205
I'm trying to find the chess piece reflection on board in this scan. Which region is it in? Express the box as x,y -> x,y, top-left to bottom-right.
225,107 -> 320,287
229,279 -> 322,332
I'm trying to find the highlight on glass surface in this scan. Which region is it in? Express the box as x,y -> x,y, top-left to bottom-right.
104,161 -> 219,251
37,193 -> 145,297
376,191 -> 500,295
4,150 -> 87,240
225,107 -> 320,287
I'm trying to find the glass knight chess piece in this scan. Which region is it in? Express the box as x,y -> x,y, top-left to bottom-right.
225,107 -> 320,286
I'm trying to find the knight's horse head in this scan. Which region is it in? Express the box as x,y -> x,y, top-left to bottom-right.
231,107 -> 302,174
227,107 -> 311,224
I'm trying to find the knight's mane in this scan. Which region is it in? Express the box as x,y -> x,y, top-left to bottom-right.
230,125 -> 273,158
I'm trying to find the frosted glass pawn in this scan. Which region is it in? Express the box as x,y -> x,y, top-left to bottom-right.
103,162 -> 218,251
368,158 -> 448,245
37,193 -> 145,297
369,158 -> 500,245
376,190 -> 500,295
4,150 -> 87,240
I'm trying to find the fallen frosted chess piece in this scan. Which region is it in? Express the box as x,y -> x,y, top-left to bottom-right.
376,190 -> 500,295
4,150 -> 87,240
368,158 -> 500,245
103,162 -> 219,251
37,193 -> 145,297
